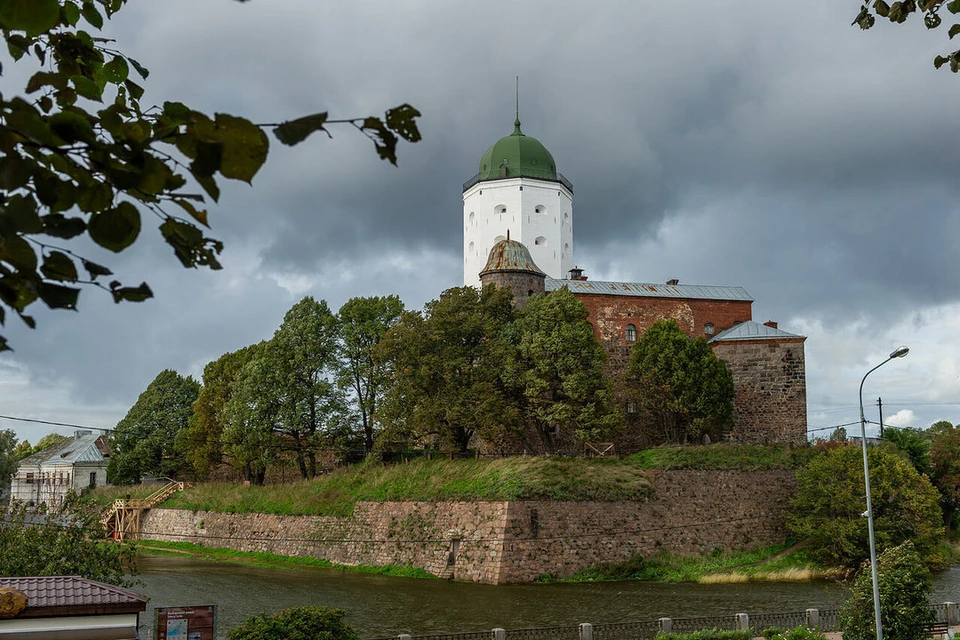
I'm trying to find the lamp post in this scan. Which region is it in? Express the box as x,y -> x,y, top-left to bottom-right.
858,345 -> 909,640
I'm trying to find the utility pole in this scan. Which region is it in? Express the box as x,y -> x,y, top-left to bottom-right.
878,397 -> 884,438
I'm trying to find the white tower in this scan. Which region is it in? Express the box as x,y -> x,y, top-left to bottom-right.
463,116 -> 573,287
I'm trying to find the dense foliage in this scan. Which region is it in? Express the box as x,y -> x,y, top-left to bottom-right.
883,427 -> 932,476
107,369 -> 199,484
788,444 -> 943,567
626,319 -> 733,444
929,421 -> 960,531
0,500 -> 135,586
227,606 -> 359,640
506,288 -> 621,452
839,541 -> 934,640
853,0 -> 960,73
0,0 -> 419,351
0,429 -> 17,487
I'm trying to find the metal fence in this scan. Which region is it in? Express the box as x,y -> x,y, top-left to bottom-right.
373,601 -> 958,640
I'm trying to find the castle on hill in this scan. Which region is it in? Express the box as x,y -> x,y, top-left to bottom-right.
463,115 -> 807,447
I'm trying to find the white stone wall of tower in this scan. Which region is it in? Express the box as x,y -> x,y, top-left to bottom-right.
462,178 -> 573,287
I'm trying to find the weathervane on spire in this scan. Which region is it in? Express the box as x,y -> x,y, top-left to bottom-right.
513,76 -> 522,135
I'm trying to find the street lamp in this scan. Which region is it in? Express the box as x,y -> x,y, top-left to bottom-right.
858,345 -> 909,640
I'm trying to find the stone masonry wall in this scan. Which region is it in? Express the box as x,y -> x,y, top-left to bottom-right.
139,469 -> 796,585
712,339 -> 807,444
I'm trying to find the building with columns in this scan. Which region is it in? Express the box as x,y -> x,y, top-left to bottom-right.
469,118 -> 808,446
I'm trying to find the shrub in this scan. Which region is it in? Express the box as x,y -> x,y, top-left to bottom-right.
765,628 -> 827,640
227,606 -> 359,640
657,630 -> 752,640
839,541 -> 934,640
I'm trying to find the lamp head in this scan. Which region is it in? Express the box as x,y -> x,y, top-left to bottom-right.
889,346 -> 909,359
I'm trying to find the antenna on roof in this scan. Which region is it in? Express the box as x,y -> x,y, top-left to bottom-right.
513,76 -> 522,134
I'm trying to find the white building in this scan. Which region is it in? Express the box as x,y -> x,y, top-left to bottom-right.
463,116 -> 573,287
9,430 -> 110,509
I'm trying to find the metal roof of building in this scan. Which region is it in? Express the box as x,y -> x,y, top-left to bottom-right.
17,432 -> 109,467
0,576 -> 146,609
545,278 -> 753,302
480,237 -> 545,276
709,320 -> 804,342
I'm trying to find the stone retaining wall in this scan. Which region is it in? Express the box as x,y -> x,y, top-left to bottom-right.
140,469 -> 796,584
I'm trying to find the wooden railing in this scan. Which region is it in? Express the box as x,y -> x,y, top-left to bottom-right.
101,480 -> 188,541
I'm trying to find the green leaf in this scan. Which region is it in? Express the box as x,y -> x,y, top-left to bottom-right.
81,259 -> 112,279
273,112 -> 329,146
935,54 -> 948,68
71,75 -> 102,101
75,181 -> 114,213
37,282 -> 79,309
124,78 -> 144,100
100,56 -> 128,83
0,155 -> 34,190
192,172 -> 220,202
37,96 -> 53,113
49,111 -> 96,144
160,218 -> 204,267
1,194 -> 43,234
925,12 -> 942,28
88,201 -> 141,252
172,198 -> 209,227
0,0 -> 60,36
950,23 -> 960,38
136,154 -> 173,195
385,104 -> 422,142
190,140 -> 223,178
42,213 -> 87,239
361,117 -> 399,165
40,251 -> 78,282
110,282 -> 152,303
5,98 -> 55,145
0,235 -> 38,272
128,57 -> 149,79
62,1 -> 81,26
80,1 -> 103,29
214,114 -> 269,182
26,71 -> 66,93
874,0 -> 891,17
950,0 -> 960,13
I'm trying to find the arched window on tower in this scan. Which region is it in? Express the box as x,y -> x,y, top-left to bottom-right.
495,205 -> 507,215
535,236 -> 547,246
535,205 -> 546,214
625,324 -> 637,343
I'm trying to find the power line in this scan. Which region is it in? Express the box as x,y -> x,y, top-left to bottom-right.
0,414 -> 113,432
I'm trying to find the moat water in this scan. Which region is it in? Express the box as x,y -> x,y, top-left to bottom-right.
131,556 -> 960,640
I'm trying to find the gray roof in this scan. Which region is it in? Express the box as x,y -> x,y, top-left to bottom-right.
17,432 -> 109,468
709,320 -> 804,343
545,278 -> 753,302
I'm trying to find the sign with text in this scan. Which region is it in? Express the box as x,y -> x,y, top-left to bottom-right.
156,605 -> 217,640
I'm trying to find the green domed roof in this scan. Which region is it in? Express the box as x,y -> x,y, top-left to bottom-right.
478,119 -> 558,183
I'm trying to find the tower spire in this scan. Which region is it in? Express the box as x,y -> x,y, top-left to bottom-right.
513,76 -> 522,135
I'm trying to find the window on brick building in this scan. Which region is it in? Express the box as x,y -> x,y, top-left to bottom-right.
25,472 -> 34,484
625,324 -> 637,343
704,323 -> 715,335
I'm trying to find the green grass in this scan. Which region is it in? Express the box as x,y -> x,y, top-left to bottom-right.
85,445 -> 811,517
136,539 -> 435,578
626,444 -> 814,471
157,456 -> 656,516
539,542 -> 823,583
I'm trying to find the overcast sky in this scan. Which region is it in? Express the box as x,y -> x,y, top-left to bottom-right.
2,1 -> 958,444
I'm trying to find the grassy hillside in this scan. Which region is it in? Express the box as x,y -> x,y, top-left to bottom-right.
86,444 -> 808,517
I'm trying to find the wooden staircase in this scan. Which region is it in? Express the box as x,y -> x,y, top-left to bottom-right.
101,480 -> 188,541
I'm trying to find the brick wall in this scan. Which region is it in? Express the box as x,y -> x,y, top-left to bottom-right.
139,469 -> 795,584
572,294 -> 753,370
711,339 -> 807,444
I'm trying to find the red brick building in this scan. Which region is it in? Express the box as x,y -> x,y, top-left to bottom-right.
479,238 -> 807,447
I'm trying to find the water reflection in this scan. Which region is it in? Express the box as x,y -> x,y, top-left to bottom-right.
134,555 -> 863,640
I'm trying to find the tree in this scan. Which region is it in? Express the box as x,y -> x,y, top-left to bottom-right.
108,368 -> 200,484
0,0 -> 420,351
883,427 -> 933,477
0,500 -> 135,586
0,429 -> 17,488
506,288 -> 621,453
929,422 -> 960,531
839,541 -> 934,640
788,444 -> 944,567
270,296 -> 342,478
227,606 -> 360,640
337,295 -> 404,452
852,1 -> 960,74
178,343 -> 259,479
377,286 -> 518,453
626,319 -> 734,444
223,344 -> 281,485
12,432 -> 70,462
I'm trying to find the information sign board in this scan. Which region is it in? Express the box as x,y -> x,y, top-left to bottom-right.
156,605 -> 217,640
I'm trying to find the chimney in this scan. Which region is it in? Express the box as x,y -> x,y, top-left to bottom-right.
74,429 -> 92,440
763,320 -> 778,329
666,279 -> 679,286
568,267 -> 587,281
